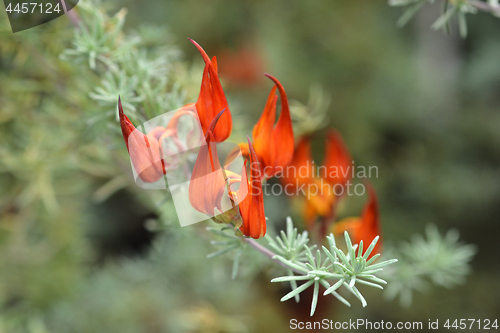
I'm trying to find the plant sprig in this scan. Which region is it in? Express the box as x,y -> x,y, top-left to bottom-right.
271,228 -> 397,316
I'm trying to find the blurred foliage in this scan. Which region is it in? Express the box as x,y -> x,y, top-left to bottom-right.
381,225 -> 477,307
0,0 -> 499,332
390,0 -> 500,38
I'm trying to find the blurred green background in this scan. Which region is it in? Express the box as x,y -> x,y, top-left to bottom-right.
1,0 -> 499,332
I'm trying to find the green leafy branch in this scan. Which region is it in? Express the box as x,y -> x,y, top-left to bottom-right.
61,0 -> 186,128
271,229 -> 396,316
207,217 -> 397,316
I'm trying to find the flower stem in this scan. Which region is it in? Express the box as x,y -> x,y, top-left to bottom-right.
244,238 -> 303,274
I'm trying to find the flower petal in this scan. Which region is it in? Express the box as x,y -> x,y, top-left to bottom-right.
189,39 -> 232,142
265,74 -> 294,169
238,139 -> 266,239
323,130 -> 352,187
253,86 -> 277,177
281,137 -> 315,190
188,130 -> 226,215
119,97 -> 165,183
357,183 -> 382,257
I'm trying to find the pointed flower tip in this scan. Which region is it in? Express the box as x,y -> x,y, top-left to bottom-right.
217,108 -> 226,118
118,96 -> 126,119
246,138 -> 258,159
264,73 -> 280,86
264,73 -> 277,85
207,108 -> 227,134
246,136 -> 254,150
187,37 -> 198,46
189,38 -> 211,64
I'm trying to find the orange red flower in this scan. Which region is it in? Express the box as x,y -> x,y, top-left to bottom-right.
119,40 -> 234,183
119,97 -> 166,183
237,139 -> 267,239
187,128 -> 266,238
239,74 -> 294,180
189,38 -> 232,142
118,37 -> 382,247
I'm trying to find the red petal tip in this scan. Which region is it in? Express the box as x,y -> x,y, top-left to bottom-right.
118,97 -> 123,115
189,38 -> 211,64
263,73 -> 277,83
207,108 -> 226,134
247,139 -> 259,164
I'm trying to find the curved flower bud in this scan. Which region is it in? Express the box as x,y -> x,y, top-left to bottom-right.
119,97 -> 165,183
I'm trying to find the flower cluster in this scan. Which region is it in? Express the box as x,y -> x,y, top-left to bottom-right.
118,38 -> 384,254
118,39 -> 296,239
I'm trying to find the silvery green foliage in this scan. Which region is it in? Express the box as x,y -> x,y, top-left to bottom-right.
265,217 -> 314,303
208,217 -> 397,316
88,69 -> 143,117
388,0 -> 500,38
380,224 -> 477,307
61,0 -> 186,126
60,0 -> 135,70
269,219 -> 396,316
206,226 -> 246,280
207,218 -> 476,316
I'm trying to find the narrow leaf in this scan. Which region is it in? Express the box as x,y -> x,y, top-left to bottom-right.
323,279 -> 344,295
310,281 -> 320,316
366,259 -> 398,270
281,280 -> 315,302
356,279 -> 383,289
271,275 -> 313,283
363,236 -> 379,260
